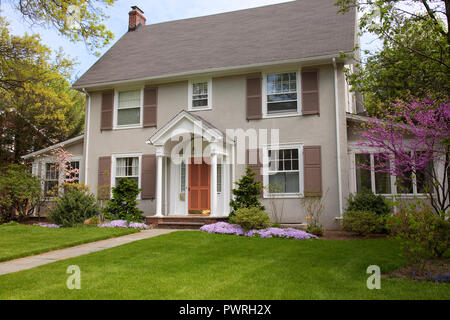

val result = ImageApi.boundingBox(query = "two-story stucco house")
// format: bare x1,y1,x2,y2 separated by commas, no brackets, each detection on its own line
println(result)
24,1,365,229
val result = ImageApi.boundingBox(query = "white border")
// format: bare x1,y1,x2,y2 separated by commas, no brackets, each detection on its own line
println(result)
188,78,213,111
262,143,304,198
113,88,144,130
111,153,143,200
262,70,302,119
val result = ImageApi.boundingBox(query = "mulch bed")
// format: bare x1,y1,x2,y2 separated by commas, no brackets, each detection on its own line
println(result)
320,230,388,240
384,259,450,283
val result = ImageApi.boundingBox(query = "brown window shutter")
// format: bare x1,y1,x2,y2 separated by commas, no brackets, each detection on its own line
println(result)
246,149,263,196
101,91,114,130
303,146,322,196
246,74,262,120
98,156,111,200
143,87,158,127
141,154,156,199
301,70,320,115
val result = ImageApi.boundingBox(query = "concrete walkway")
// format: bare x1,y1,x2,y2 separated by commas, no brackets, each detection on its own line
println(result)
0,229,175,275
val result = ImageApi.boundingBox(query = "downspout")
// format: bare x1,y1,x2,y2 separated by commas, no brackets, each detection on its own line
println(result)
332,58,344,217
82,88,91,186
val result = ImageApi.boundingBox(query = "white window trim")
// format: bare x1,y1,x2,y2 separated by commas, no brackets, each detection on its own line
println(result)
188,78,212,111
37,156,84,197
350,150,431,198
113,88,144,130
262,144,304,198
111,153,142,200
262,70,302,119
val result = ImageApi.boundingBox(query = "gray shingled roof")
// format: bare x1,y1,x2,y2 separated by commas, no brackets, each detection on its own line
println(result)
74,0,355,88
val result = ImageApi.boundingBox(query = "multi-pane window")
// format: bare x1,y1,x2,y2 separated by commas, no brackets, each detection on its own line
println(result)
192,82,209,108
355,153,371,193
115,157,139,186
353,152,432,195
268,148,300,194
117,90,141,126
415,152,433,194
374,154,391,194
44,163,59,194
266,72,298,114
217,163,222,193
66,161,80,184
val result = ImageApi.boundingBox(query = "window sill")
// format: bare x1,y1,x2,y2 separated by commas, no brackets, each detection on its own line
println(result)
188,106,212,112
263,112,301,119
264,193,303,199
113,125,143,130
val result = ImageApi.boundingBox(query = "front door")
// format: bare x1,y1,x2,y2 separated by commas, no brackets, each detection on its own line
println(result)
188,158,211,215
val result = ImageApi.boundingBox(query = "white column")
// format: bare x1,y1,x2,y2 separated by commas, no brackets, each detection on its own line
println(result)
155,147,164,217
210,149,218,217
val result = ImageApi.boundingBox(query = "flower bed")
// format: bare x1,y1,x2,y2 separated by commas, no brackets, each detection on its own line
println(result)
200,222,317,240
34,223,60,228
99,220,148,230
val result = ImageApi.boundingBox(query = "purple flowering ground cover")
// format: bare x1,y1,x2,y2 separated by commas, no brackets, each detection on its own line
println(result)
200,222,317,240
99,220,148,230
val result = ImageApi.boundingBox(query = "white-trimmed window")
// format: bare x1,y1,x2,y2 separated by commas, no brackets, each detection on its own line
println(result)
264,145,303,197
263,71,300,117
352,151,433,196
113,156,141,192
66,161,80,184
188,79,212,111
115,89,142,128
44,162,59,194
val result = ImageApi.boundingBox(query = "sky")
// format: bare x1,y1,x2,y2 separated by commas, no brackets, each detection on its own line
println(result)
0,0,380,83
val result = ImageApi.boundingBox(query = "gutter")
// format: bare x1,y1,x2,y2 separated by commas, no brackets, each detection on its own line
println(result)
333,58,344,217
82,88,91,185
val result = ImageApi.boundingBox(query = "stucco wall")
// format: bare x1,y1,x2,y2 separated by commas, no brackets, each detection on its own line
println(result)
85,63,350,229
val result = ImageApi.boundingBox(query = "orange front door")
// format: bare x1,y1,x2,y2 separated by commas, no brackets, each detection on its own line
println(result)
188,158,211,214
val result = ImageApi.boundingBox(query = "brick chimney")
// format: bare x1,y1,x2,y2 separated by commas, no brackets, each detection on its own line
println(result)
128,6,146,31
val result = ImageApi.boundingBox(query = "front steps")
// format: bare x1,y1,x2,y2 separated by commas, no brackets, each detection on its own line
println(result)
146,216,227,229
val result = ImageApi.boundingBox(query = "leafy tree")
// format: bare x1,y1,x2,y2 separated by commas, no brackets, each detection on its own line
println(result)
0,17,85,164
103,178,144,222
0,164,43,223
336,0,449,114
229,167,265,219
3,0,116,53
359,99,449,216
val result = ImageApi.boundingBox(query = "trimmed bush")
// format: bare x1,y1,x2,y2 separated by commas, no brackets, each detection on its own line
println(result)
229,207,271,231
103,178,144,222
49,184,99,227
343,210,385,235
229,167,265,219
346,192,391,216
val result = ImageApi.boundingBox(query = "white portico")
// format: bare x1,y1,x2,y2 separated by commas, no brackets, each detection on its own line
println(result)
147,111,235,218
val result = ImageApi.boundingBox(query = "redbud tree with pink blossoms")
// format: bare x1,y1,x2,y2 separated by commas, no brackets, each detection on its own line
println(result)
358,99,449,217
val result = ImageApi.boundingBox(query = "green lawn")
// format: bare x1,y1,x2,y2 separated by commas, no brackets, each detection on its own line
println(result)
0,231,448,300
0,223,138,262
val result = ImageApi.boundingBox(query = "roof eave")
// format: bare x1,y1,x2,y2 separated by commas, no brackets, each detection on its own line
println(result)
73,53,350,90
